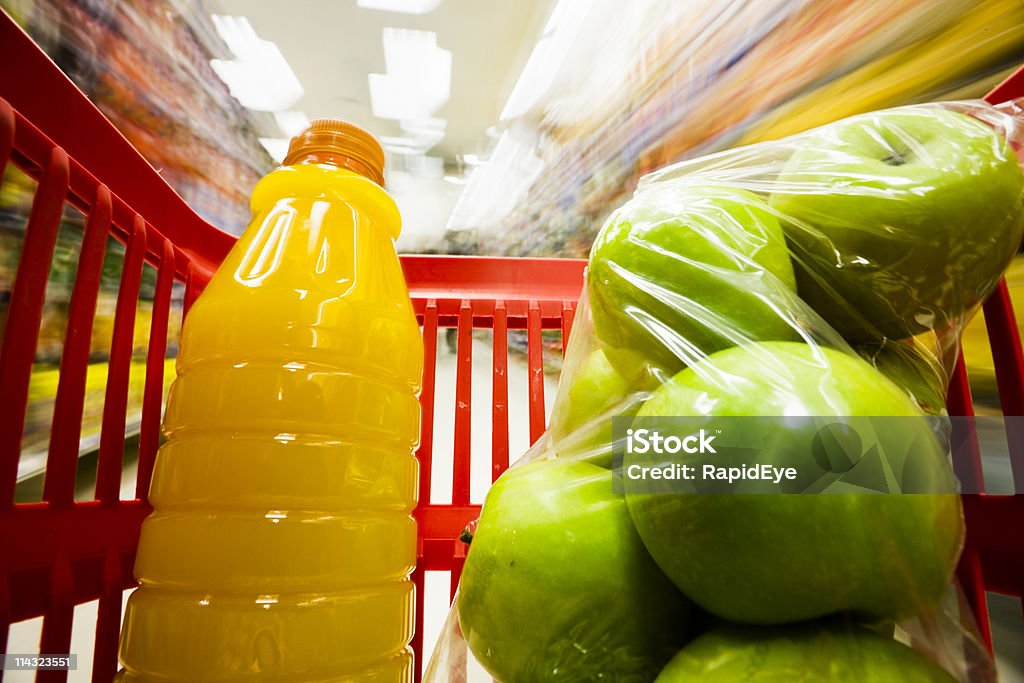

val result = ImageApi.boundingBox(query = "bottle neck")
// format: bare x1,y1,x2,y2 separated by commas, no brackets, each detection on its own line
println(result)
287,151,385,188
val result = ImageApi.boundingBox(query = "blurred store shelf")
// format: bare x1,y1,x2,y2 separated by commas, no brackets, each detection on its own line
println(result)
447,0,1024,257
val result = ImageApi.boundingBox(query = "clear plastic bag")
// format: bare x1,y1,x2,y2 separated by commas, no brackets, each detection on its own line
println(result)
425,101,1024,682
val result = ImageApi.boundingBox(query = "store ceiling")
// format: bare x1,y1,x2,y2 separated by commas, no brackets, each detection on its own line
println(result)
213,0,547,162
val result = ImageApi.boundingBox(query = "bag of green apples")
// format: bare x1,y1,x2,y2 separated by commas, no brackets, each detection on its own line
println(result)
424,101,1024,682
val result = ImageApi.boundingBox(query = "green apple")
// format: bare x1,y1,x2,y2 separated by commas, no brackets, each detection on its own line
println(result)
458,459,692,681
550,347,632,437
548,348,644,467
588,184,800,381
626,341,964,624
770,106,1024,341
655,623,955,682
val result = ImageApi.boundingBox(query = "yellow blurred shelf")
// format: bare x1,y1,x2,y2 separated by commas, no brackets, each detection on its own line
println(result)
17,358,177,481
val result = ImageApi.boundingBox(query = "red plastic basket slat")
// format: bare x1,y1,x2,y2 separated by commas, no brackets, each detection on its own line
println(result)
91,549,123,682
958,545,994,653
4,502,146,622
0,97,12,172
950,357,985,493
94,217,146,504
983,281,1024,418
560,302,576,358
949,352,995,652
44,187,113,507
411,563,427,682
182,262,202,319
417,301,440,507
38,556,74,683
0,144,68,505
491,303,510,481
526,302,546,444
0,576,10,668
135,240,176,502
452,302,474,506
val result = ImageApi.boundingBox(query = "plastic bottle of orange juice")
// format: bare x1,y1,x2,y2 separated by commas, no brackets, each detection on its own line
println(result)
117,121,423,682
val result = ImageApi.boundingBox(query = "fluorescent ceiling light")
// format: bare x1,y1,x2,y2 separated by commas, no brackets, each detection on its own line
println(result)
369,28,451,122
380,136,422,154
500,0,593,121
401,118,446,133
210,15,303,111
357,0,442,14
274,111,311,138
381,119,447,154
259,137,290,163
461,153,484,166
447,127,544,231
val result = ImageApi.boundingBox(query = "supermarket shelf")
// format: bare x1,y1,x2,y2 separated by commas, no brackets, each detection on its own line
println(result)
16,412,142,482
0,0,273,235
17,359,176,483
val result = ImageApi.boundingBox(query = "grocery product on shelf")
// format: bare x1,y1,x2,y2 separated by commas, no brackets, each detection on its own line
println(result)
119,122,423,681
1,0,273,234
19,359,177,484
738,0,1024,143
426,100,1023,682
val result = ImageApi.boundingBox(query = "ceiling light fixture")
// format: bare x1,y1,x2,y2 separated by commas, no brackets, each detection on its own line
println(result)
259,138,290,163
500,0,593,121
369,28,451,136
210,15,303,112
447,127,544,231
274,110,311,138
357,0,443,14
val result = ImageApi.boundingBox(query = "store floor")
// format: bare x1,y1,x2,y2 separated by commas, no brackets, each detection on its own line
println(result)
7,338,1024,681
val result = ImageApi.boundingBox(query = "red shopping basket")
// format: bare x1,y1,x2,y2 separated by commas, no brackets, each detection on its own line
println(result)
0,10,1022,682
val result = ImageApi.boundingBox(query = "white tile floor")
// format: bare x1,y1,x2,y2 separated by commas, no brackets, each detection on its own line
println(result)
7,337,1024,681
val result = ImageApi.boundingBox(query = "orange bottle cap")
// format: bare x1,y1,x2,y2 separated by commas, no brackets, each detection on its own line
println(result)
283,119,386,187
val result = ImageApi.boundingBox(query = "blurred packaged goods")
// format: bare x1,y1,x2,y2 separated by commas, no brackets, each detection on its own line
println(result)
738,0,1024,143
1,0,274,234
19,359,177,483
449,0,1024,257
0,0,263,470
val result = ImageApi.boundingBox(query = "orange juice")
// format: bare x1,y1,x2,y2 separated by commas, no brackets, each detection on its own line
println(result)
117,121,423,682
